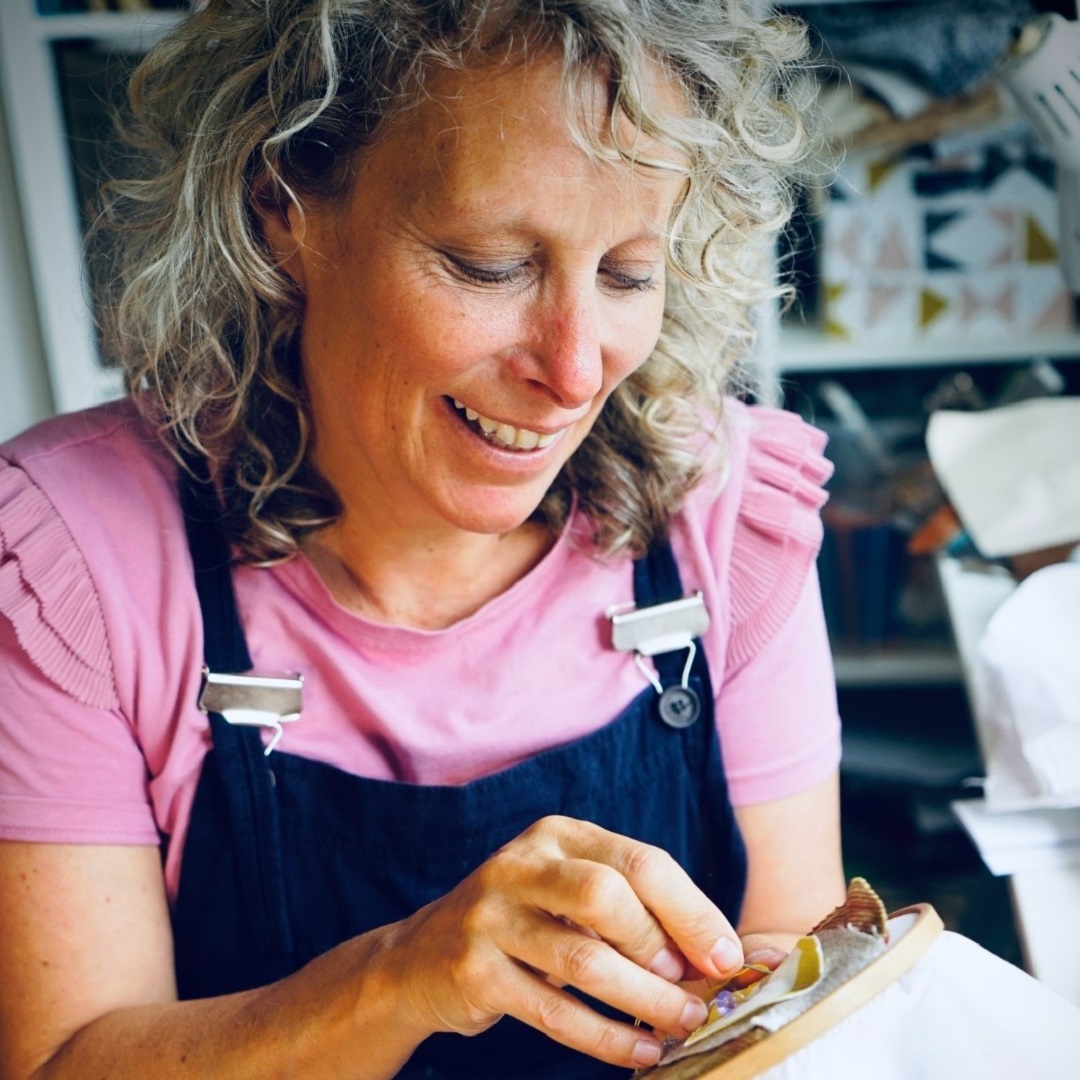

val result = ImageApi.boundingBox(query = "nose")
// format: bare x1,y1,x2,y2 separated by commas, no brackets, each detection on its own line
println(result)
526,285,604,409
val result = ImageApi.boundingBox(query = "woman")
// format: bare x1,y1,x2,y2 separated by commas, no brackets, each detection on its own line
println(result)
0,1,846,1077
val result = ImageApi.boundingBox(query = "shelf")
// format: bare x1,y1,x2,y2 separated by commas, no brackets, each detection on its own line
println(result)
779,326,1080,373
30,10,184,45
832,645,962,688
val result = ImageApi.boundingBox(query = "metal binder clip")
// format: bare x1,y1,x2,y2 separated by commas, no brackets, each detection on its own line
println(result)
198,668,304,754
607,593,709,729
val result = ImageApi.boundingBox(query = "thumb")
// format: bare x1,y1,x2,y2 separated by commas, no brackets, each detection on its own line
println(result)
739,934,789,971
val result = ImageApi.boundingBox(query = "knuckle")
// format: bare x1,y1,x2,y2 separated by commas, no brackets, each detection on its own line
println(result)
557,934,605,987
575,865,624,921
624,922,661,961
652,985,687,1029
617,841,673,883
446,941,498,995
535,991,581,1037
591,1020,630,1063
460,995,499,1030
457,895,495,941
527,814,572,844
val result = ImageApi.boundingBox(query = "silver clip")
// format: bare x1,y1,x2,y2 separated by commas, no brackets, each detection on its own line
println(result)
198,668,304,755
608,594,708,728
607,592,709,657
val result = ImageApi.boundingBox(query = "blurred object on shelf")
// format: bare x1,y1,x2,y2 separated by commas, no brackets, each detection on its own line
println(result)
907,504,963,558
926,396,1080,561
905,361,1072,576
37,0,187,11
817,379,893,474
841,84,1009,159
779,4,1080,346
997,12,1080,292
994,356,1067,405
815,383,949,649
809,356,1078,653
922,370,986,413
794,0,1035,98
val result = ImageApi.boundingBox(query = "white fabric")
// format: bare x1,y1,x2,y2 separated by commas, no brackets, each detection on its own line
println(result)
925,398,1080,559
975,563,1080,809
760,932,1080,1079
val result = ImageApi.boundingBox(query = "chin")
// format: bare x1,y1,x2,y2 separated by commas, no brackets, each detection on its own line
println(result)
440,489,549,537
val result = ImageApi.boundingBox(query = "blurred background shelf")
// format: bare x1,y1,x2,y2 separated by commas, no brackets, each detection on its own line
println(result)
780,326,1080,372
832,644,962,687
28,10,183,43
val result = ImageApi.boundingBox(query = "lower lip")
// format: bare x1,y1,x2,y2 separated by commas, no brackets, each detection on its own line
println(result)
442,397,565,465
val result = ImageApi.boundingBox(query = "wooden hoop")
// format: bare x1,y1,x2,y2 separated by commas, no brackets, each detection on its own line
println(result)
647,903,944,1080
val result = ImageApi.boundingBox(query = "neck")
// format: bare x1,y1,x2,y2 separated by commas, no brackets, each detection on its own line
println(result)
304,517,555,630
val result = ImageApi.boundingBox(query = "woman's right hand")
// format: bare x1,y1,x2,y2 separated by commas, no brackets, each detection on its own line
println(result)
375,815,745,1070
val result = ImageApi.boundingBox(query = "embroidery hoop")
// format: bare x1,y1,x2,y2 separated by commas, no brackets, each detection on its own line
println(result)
640,902,944,1080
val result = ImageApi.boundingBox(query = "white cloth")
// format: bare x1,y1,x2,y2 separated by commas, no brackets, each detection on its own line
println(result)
760,932,1080,1079
925,398,1080,559
975,563,1080,809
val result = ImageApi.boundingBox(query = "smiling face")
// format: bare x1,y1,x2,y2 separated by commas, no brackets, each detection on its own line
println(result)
266,51,687,546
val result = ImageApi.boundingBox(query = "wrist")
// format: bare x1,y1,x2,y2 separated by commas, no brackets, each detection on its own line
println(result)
260,922,434,1080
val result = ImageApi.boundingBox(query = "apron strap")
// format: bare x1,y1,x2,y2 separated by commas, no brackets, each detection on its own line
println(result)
178,455,253,673
178,458,295,959
632,537,683,608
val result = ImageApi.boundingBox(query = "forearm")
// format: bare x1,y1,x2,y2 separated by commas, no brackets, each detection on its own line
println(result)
29,929,427,1080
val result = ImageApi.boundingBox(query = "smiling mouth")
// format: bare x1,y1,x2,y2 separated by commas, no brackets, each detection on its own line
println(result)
451,398,560,451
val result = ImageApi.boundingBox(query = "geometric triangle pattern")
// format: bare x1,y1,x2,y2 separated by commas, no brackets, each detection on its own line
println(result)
961,282,1014,322
920,288,949,328
868,284,906,326
868,157,903,193
1025,215,1059,264
818,130,1076,343
1032,287,1075,333
924,211,965,271
877,225,912,271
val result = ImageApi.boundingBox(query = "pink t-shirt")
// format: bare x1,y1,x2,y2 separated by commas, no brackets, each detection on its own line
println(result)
0,397,840,904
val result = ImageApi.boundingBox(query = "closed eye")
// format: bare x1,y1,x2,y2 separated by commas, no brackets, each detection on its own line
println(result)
600,268,659,293
443,252,660,294
443,253,531,287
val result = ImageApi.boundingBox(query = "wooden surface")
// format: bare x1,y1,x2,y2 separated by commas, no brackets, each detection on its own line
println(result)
641,903,944,1080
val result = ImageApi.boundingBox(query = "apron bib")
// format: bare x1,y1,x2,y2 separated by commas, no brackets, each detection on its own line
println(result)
172,466,746,1079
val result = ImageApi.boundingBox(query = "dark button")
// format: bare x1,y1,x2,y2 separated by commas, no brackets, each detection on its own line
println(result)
658,685,700,728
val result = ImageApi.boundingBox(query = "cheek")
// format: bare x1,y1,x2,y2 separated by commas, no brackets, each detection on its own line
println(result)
610,298,666,382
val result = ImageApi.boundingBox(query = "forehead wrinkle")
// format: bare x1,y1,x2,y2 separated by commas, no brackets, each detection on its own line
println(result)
377,55,684,251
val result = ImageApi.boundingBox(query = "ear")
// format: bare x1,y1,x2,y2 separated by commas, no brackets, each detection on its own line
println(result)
252,185,309,291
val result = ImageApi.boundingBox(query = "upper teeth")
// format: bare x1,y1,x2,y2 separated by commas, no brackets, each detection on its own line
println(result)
452,399,557,450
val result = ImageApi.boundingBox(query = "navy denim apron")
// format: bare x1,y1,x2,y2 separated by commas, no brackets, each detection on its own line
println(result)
172,465,746,1079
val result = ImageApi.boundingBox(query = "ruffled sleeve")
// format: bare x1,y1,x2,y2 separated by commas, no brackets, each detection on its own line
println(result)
727,407,833,671
0,460,119,710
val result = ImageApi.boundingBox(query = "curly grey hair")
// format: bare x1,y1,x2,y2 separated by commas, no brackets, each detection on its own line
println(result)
95,0,813,563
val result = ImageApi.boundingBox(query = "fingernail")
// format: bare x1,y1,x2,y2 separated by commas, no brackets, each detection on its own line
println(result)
680,998,708,1033
745,947,787,969
711,937,743,974
648,946,685,982
632,1038,662,1067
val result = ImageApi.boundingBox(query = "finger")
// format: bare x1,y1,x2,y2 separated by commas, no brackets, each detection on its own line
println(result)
511,910,709,1039
502,962,668,1071
528,857,681,980
552,819,743,981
